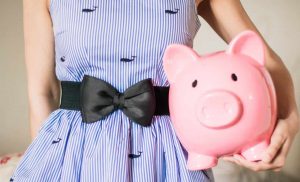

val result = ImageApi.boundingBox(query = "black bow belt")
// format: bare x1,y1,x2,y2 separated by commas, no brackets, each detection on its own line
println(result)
59,74,170,126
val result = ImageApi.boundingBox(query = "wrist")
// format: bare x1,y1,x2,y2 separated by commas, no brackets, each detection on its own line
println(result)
286,108,300,135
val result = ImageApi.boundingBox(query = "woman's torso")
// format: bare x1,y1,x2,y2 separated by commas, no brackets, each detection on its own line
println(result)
49,0,201,92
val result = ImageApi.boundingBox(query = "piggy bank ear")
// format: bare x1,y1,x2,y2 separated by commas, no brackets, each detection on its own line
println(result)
163,44,199,84
227,30,265,66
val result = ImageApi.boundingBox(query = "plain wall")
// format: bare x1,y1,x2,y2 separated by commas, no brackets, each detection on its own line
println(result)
0,0,299,181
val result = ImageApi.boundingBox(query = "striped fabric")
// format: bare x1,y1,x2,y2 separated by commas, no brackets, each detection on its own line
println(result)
10,0,214,181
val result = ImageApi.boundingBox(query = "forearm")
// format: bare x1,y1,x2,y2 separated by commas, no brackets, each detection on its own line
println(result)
197,0,260,44
265,50,299,129
28,91,60,141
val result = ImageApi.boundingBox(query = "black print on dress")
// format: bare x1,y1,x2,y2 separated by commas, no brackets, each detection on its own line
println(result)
120,56,136,62
60,56,66,62
165,8,179,14
9,177,14,181
82,6,98,12
128,151,142,159
52,138,62,144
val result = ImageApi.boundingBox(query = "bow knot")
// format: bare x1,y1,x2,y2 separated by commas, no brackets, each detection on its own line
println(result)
80,75,156,126
113,92,125,109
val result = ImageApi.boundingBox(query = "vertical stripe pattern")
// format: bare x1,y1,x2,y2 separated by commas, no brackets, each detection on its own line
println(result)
10,0,215,181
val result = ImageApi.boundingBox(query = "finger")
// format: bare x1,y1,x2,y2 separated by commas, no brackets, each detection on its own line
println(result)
223,137,290,171
222,156,237,163
221,156,233,161
262,127,287,163
272,167,282,172
278,138,292,159
221,156,242,166
268,139,291,168
233,154,274,171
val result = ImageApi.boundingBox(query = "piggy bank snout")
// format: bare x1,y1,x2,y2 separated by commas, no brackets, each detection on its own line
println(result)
196,91,243,128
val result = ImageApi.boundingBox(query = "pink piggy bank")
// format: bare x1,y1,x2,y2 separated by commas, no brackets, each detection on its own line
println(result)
162,31,277,170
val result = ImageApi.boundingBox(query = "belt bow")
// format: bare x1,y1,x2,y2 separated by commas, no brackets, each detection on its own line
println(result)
80,75,156,126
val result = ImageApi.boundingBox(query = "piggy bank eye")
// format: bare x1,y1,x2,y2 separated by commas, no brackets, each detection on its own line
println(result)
231,73,238,81
192,79,197,87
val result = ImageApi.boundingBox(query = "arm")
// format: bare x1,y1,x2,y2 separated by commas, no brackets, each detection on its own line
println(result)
23,0,60,141
197,0,300,172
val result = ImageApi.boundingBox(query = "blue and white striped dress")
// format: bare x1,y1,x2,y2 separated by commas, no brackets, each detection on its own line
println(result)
10,0,214,181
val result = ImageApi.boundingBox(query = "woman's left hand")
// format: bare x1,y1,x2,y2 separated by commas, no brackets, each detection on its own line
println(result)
221,112,300,172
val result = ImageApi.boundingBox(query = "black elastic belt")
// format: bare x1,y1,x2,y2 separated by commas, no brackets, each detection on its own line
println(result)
59,75,170,125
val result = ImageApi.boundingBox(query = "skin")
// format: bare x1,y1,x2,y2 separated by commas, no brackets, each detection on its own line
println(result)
23,0,299,174
23,0,60,140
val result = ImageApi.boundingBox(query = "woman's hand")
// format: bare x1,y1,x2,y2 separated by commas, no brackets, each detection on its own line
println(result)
222,112,300,172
